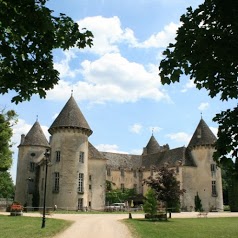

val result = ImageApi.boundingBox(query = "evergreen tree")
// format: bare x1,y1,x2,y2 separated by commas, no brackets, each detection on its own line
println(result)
194,192,203,212
143,189,157,217
0,110,17,171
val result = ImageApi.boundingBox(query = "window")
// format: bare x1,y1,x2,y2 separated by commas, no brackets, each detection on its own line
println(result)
29,162,35,172
53,172,60,192
79,151,84,163
211,164,216,176
121,183,125,192
89,184,92,190
212,181,217,197
56,151,61,162
78,173,84,193
133,170,137,178
120,168,124,177
89,175,92,181
78,198,83,210
107,168,111,176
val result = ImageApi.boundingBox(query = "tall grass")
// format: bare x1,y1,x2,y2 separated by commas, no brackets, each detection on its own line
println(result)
125,217,238,238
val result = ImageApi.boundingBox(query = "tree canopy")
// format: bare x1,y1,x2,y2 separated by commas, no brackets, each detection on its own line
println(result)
0,171,15,198
0,110,17,171
0,0,93,103
143,166,185,213
159,0,238,165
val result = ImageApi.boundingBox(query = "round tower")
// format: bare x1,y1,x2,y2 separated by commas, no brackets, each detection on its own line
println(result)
15,121,49,207
183,118,223,211
47,96,92,210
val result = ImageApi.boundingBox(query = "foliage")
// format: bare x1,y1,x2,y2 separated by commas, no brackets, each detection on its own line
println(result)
0,110,17,171
125,217,238,238
159,0,238,165
0,0,93,103
0,171,15,198
143,166,185,213
194,192,203,212
106,188,136,205
143,189,158,216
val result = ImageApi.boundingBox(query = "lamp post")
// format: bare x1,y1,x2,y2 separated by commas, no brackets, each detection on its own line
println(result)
41,149,50,229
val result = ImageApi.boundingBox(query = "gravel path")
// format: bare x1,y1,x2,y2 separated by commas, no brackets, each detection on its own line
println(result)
52,214,136,238
1,211,238,238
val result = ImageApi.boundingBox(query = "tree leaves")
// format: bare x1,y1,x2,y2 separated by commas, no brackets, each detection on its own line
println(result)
159,0,238,164
0,0,94,103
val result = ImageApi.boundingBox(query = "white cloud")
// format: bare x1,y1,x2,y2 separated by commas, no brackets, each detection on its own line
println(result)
78,16,137,55
181,79,196,92
47,53,170,103
54,50,79,78
166,132,191,145
135,22,181,48
130,123,142,134
95,144,127,154
198,102,209,111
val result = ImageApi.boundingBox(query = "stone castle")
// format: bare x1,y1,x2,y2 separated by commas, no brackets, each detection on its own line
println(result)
15,96,223,211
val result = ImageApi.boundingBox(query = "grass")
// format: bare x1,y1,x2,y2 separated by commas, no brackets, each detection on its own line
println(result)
0,215,72,238
125,217,238,238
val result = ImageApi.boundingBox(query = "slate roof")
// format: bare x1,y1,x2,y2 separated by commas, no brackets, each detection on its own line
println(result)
20,121,49,147
48,96,92,135
88,142,105,160
143,135,161,155
188,118,217,148
101,152,142,170
142,146,196,169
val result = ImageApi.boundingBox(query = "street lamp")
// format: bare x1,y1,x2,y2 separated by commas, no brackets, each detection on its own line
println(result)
41,149,50,229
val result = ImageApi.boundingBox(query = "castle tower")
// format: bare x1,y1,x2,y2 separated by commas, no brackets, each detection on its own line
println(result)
15,121,49,206
47,96,92,210
182,118,223,211
142,135,160,155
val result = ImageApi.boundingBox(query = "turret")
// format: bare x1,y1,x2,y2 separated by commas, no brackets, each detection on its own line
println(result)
15,121,49,207
47,96,92,210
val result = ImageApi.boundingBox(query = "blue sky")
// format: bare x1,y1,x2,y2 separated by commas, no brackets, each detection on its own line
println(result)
1,0,236,183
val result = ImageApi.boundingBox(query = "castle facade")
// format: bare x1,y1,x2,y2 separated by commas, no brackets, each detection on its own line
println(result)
15,96,223,212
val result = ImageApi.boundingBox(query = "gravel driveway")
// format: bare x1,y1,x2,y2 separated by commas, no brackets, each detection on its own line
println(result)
52,213,140,238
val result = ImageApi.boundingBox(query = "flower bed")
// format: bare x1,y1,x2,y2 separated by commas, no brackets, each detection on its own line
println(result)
10,203,23,216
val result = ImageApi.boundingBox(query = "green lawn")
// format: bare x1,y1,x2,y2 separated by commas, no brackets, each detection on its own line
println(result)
125,217,238,238
0,215,72,238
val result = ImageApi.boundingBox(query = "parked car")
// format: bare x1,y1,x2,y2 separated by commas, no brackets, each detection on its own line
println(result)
105,203,125,211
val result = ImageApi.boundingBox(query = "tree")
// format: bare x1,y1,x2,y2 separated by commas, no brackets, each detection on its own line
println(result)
194,192,203,212
143,166,185,217
0,0,93,103
159,0,238,167
159,0,238,211
143,189,157,217
0,171,15,198
0,110,17,171
106,188,136,205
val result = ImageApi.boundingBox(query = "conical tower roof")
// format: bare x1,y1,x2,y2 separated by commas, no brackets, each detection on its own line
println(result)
188,118,217,148
20,121,49,147
48,96,92,136
143,135,160,155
